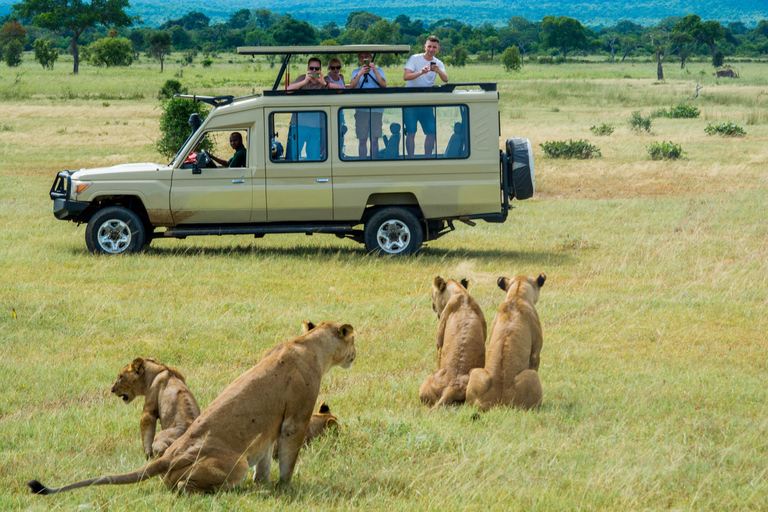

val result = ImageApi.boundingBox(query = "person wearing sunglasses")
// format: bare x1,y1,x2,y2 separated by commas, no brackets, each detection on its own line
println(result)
325,57,345,89
288,57,344,92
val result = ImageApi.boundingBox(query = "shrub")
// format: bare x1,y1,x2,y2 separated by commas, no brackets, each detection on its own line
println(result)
501,46,521,71
629,110,652,132
590,123,614,136
704,122,746,137
84,37,134,67
648,141,683,160
156,98,212,159
656,105,700,118
158,79,187,100
537,56,554,64
3,39,23,67
202,57,213,68
33,38,59,69
476,51,491,63
540,139,601,159
713,50,724,68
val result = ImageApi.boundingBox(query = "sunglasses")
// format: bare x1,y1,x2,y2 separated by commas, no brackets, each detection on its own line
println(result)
308,66,321,71
329,66,341,70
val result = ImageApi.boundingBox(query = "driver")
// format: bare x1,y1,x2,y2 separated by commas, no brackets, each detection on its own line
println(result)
207,132,246,167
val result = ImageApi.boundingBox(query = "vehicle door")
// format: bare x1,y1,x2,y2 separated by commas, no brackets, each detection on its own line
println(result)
170,129,254,224
265,109,333,222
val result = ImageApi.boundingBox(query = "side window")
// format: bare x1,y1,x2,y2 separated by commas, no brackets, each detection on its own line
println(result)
339,105,468,161
269,111,327,162
182,129,248,169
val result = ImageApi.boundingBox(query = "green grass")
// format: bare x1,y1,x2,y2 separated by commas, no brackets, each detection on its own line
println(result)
1,55,768,511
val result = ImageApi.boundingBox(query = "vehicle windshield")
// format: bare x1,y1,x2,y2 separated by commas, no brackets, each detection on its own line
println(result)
170,123,208,167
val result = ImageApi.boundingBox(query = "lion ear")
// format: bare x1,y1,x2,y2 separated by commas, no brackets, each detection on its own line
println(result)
338,324,354,342
326,418,340,429
433,276,446,292
302,320,315,333
497,276,512,292
318,401,330,414
537,274,547,288
130,358,145,375
460,278,470,290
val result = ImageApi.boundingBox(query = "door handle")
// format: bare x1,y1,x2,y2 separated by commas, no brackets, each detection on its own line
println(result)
316,178,329,183
232,179,245,184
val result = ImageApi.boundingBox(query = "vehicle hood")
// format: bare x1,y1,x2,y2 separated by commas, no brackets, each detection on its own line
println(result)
71,162,171,180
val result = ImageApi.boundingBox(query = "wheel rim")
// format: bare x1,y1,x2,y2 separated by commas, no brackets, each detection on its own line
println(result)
97,219,132,254
376,219,411,254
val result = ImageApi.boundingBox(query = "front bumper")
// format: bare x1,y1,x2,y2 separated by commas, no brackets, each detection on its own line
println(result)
50,171,90,221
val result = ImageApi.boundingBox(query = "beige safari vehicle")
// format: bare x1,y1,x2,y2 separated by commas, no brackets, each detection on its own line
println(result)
50,45,534,256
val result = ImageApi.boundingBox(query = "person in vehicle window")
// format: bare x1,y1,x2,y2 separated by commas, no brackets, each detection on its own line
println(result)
208,132,247,167
325,57,345,89
286,58,341,160
350,52,386,159
403,36,449,158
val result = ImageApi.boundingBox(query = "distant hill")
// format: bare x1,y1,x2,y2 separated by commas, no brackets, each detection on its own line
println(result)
3,0,766,28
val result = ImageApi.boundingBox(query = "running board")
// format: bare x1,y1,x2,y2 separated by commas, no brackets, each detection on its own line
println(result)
163,225,356,237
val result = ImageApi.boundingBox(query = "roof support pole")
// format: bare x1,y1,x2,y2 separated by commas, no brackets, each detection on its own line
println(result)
273,54,292,91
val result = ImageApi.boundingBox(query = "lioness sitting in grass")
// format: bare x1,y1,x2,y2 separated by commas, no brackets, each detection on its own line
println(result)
274,400,339,459
466,274,546,411
28,321,356,495
111,357,200,459
419,277,486,407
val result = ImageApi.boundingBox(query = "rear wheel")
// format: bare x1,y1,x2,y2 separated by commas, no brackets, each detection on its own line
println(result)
364,207,423,256
85,206,146,255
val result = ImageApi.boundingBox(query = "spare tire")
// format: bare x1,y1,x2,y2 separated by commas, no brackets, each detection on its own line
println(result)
505,137,535,200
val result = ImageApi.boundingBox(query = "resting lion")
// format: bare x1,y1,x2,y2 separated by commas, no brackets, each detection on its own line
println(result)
111,357,200,459
419,277,486,407
466,274,546,411
28,321,356,495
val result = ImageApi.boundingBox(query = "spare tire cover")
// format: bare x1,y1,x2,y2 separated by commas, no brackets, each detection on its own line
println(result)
506,137,535,200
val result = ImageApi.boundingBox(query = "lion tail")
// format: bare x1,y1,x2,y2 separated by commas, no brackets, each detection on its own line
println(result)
27,456,170,495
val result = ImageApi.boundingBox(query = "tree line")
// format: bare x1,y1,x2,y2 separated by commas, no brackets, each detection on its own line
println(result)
2,2,768,77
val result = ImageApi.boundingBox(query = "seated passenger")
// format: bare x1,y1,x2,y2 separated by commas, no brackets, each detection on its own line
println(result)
325,57,345,89
208,132,246,167
381,123,401,159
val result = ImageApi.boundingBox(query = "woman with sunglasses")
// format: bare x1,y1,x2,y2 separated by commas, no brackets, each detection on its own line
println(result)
287,57,344,91
325,58,346,89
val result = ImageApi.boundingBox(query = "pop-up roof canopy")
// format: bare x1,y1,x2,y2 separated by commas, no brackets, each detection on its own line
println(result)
237,44,411,90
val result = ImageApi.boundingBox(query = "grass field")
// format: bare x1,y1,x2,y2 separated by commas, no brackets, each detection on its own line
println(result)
1,54,767,511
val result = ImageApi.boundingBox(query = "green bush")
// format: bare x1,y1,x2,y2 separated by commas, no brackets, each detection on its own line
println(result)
84,37,134,67
629,110,652,132
704,121,746,137
648,141,683,160
540,139,601,159
590,123,614,136
656,104,700,118
156,98,212,159
158,79,187,100
202,57,213,68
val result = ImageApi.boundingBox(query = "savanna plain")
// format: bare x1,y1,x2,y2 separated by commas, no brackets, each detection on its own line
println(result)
1,54,767,511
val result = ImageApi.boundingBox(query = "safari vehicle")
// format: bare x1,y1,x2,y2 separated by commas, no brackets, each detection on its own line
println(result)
49,45,534,256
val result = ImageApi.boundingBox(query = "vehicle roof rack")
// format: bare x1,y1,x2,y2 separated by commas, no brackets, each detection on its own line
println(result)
174,94,235,107
237,45,411,91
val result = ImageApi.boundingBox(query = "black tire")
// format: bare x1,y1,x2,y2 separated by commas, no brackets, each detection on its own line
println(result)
363,207,424,256
85,206,146,255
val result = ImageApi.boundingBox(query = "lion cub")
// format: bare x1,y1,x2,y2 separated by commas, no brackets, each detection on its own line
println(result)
466,274,546,411
111,357,201,459
419,277,486,407
273,400,340,458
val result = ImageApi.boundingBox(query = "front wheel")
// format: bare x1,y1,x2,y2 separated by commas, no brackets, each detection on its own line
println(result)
85,206,146,255
363,207,424,256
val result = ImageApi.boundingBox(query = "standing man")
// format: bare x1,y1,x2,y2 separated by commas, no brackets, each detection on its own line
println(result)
208,132,247,167
350,52,386,159
286,57,343,160
403,36,449,158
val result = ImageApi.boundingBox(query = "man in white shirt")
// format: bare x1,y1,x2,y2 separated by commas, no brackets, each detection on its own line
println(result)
403,36,449,157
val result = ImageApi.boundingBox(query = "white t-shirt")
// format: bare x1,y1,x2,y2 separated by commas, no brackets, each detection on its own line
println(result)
404,54,445,88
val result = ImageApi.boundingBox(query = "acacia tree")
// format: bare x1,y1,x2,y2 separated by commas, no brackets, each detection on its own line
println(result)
13,0,136,74
647,26,690,80
146,30,171,72
674,15,725,61
541,16,587,58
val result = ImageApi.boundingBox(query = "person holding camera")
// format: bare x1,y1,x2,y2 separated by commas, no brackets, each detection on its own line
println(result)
350,52,387,159
288,57,344,91
403,36,448,157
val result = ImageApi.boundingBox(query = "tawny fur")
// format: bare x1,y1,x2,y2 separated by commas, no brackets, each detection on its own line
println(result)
419,277,486,407
273,400,339,458
111,357,201,459
28,321,356,495
466,274,546,412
